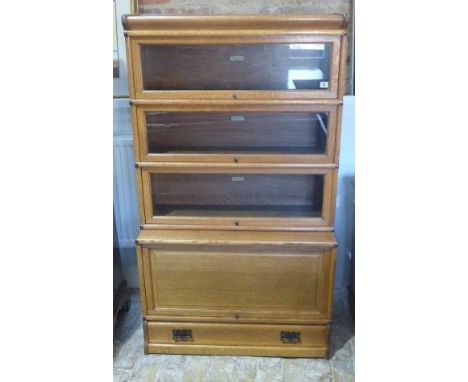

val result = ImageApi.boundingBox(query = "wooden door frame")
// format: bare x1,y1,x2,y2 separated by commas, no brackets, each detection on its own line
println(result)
126,35,342,101
134,102,340,164
137,163,337,231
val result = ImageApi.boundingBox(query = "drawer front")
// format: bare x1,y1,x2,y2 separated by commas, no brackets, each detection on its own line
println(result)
128,36,342,100
147,322,329,348
140,166,335,229
136,105,338,163
141,245,335,322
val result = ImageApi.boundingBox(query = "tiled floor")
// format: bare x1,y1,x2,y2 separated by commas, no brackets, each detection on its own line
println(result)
114,289,355,382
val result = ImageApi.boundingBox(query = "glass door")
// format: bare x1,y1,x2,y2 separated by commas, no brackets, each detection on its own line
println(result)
141,166,335,229
137,106,338,163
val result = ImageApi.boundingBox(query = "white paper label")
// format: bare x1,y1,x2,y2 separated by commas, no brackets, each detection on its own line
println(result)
229,55,245,62
230,115,245,121
319,81,329,89
231,176,245,182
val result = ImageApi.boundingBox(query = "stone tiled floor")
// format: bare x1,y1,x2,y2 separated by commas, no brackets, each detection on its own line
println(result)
114,289,355,382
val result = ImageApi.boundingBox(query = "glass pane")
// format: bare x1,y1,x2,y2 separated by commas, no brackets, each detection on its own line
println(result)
141,44,331,91
150,174,324,218
146,112,328,155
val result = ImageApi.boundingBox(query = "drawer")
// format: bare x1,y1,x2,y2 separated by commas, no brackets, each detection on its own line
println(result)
146,321,329,357
135,104,339,164
137,231,336,323
138,164,336,229
123,14,346,101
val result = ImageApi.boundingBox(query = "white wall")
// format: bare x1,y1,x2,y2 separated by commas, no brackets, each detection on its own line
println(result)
334,96,355,288
113,99,139,287
113,0,137,287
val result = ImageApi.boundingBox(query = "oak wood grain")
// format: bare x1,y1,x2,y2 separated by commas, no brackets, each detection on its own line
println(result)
146,321,329,357
123,14,347,34
142,247,333,321
136,229,337,247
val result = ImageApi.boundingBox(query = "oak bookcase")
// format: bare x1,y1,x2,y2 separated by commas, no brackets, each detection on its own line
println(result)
123,13,347,358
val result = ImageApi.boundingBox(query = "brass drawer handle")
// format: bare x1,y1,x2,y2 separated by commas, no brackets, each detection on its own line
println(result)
172,329,193,342
281,331,301,344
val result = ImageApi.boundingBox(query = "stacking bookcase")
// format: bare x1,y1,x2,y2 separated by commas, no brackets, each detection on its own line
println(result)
123,14,347,358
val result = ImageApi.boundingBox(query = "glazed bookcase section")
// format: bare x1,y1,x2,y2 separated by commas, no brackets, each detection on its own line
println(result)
137,164,337,230
135,104,339,163
123,15,347,100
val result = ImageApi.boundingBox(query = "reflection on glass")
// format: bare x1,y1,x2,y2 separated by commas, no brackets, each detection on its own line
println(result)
141,43,332,91
150,174,325,218
287,69,324,90
145,112,328,155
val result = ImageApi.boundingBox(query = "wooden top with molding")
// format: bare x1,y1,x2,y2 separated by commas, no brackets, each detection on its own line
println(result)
122,14,347,36
137,229,337,247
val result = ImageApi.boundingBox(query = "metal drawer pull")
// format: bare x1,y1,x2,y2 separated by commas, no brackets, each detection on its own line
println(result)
172,329,193,342
281,331,301,344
